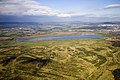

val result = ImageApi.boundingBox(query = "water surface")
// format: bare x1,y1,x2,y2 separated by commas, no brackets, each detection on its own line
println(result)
17,35,104,42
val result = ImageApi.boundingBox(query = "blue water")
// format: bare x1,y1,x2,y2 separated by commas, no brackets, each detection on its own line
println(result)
17,35,104,42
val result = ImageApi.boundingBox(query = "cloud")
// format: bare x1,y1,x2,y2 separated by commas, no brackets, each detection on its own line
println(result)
0,0,90,18
104,4,120,9
0,0,58,16
0,0,119,22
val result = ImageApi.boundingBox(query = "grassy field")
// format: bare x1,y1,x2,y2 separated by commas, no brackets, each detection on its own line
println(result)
0,38,120,80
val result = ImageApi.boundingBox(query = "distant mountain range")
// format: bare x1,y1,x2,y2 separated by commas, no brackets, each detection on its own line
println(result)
101,22,115,24
101,22,120,24
0,22,120,25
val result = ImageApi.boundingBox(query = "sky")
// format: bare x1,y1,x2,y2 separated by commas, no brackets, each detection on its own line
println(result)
0,0,120,22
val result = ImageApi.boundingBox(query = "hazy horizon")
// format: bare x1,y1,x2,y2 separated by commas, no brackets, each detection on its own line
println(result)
0,0,120,22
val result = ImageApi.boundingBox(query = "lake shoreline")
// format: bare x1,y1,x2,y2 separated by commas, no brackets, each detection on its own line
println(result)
17,35,105,42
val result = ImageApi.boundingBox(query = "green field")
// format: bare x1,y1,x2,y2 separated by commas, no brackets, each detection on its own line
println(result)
0,38,120,80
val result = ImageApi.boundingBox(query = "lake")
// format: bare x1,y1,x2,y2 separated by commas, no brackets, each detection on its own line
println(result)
17,35,104,42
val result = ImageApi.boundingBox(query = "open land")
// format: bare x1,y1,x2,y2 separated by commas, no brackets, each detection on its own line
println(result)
0,37,120,80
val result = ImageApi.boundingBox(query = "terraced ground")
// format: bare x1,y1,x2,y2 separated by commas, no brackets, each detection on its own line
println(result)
0,38,120,80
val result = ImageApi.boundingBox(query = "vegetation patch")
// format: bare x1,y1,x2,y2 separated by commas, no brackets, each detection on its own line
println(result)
0,38,120,80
